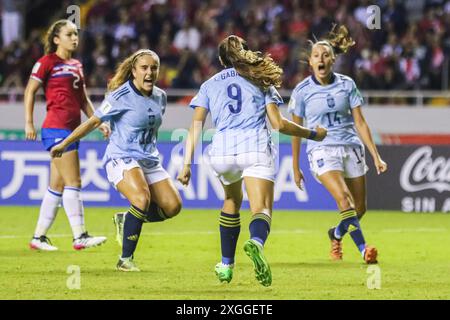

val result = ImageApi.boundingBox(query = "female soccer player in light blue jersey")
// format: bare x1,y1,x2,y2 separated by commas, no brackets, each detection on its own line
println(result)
50,49,182,272
289,26,387,264
177,35,327,286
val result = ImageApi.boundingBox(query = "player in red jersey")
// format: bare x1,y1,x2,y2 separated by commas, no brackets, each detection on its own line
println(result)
24,19,109,251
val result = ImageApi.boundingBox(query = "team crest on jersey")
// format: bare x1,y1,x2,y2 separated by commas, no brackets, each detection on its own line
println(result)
326,94,335,108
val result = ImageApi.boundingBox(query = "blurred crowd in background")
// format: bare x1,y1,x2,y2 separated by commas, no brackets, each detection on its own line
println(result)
1,0,450,91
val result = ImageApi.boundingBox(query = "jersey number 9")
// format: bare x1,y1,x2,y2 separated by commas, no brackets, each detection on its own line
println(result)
227,83,242,114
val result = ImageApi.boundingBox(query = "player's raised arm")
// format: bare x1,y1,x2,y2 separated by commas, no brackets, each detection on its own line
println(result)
266,103,327,141
24,78,41,140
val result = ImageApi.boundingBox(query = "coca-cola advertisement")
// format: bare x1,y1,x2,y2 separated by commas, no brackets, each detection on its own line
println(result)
367,145,450,213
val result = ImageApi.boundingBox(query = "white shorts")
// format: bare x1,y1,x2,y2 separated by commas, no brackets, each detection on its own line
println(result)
307,145,368,181
105,158,170,189
208,151,276,185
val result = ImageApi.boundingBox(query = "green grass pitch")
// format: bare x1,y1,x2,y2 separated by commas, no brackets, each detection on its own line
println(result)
0,206,449,300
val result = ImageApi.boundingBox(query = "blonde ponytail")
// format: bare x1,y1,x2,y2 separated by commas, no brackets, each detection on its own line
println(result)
218,35,283,91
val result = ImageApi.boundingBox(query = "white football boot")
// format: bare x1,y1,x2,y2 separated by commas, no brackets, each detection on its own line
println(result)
29,235,58,251
73,232,107,250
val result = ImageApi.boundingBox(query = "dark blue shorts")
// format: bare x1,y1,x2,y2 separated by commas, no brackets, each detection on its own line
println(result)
41,128,79,152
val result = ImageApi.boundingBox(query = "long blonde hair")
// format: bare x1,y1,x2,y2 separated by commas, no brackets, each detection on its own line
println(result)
107,49,159,92
218,35,283,91
44,19,76,54
304,25,355,62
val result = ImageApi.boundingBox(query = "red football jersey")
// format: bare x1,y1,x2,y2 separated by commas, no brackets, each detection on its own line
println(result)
30,53,85,130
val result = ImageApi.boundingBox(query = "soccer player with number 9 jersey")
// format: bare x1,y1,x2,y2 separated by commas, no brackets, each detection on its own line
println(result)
178,35,326,287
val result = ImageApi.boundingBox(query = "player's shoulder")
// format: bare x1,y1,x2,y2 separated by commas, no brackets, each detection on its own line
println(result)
293,76,313,94
335,73,356,86
35,53,58,67
108,82,132,101
152,85,166,98
69,57,83,67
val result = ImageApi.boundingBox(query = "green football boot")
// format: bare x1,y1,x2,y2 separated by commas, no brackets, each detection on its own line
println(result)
243,239,272,287
215,262,234,283
113,212,125,247
116,256,140,272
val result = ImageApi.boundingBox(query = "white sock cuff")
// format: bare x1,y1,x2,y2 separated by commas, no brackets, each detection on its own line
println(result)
47,188,62,198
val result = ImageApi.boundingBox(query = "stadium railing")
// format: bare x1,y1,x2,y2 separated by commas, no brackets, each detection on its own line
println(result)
0,88,449,107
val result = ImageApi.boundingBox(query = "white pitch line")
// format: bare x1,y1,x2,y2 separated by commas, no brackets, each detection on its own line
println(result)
0,228,447,240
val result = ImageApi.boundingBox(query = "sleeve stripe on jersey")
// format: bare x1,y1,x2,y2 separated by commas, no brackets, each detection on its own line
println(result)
30,75,43,83
297,80,310,91
112,87,129,99
112,88,130,100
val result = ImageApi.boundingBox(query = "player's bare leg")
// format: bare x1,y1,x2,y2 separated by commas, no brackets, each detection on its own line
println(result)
148,178,182,219
345,175,367,220
115,167,152,271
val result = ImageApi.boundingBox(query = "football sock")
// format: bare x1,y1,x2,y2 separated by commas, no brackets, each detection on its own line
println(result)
62,187,86,239
122,205,145,258
249,213,271,246
34,188,62,237
335,208,366,253
219,212,240,265
145,202,169,222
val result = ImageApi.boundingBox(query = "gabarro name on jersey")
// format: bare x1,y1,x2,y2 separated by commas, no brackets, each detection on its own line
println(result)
215,69,238,81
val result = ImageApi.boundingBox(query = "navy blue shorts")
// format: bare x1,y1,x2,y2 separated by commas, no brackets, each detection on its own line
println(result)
41,128,79,152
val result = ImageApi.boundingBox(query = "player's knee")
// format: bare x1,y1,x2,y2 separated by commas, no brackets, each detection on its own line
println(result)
336,191,352,210
131,190,151,211
163,199,182,218
356,206,367,219
224,197,242,212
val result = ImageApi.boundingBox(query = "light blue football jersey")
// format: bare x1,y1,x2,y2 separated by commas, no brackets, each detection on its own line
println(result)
190,68,283,156
94,80,166,167
288,73,364,153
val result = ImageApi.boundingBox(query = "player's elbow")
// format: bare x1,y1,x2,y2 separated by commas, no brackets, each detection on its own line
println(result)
276,119,287,132
270,117,285,132
90,116,103,128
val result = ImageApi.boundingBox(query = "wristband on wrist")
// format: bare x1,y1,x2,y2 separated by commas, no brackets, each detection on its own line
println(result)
308,130,317,140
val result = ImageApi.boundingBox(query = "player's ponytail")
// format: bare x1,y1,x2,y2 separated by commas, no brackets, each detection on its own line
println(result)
304,25,355,61
324,25,355,55
107,49,159,92
218,35,282,91
44,19,73,54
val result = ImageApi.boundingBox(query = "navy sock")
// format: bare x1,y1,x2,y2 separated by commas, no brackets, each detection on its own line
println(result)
219,212,240,265
145,202,169,222
122,205,145,258
249,213,271,246
335,208,366,253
